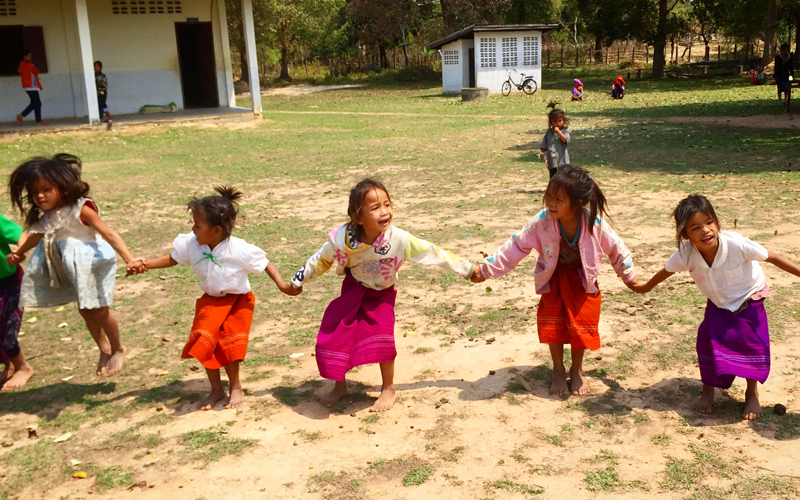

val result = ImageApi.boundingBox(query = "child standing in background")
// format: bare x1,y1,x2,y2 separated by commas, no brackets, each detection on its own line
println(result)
473,166,638,396
539,102,570,179
291,178,475,412
94,61,113,129
7,154,141,378
631,194,800,420
132,186,299,410
0,213,33,390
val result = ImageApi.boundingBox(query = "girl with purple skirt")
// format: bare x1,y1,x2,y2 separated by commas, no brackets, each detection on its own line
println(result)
632,195,800,420
291,179,475,412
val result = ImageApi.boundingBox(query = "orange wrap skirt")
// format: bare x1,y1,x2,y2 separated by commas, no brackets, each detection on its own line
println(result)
182,292,255,369
536,263,601,351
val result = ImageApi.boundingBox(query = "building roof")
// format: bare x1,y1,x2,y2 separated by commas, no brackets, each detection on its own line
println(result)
427,24,559,51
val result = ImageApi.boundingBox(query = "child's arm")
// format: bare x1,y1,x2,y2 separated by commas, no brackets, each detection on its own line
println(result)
265,261,301,296
596,218,637,286
765,251,800,277
126,255,176,277
404,234,475,279
478,216,541,281
290,241,336,289
553,127,568,144
629,268,674,294
6,231,44,265
81,205,138,264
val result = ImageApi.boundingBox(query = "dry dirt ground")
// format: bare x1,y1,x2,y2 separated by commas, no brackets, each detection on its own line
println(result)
1,111,800,500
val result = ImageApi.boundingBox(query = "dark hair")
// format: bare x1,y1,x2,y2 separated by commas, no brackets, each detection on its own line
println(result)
544,164,608,233
780,43,790,51
546,101,568,129
672,194,720,248
187,185,243,239
9,153,90,228
346,178,391,242
94,60,102,69
22,49,32,57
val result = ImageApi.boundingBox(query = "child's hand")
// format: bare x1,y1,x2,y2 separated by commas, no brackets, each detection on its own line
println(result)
471,266,486,284
281,283,302,296
626,279,648,294
125,258,147,277
6,252,25,266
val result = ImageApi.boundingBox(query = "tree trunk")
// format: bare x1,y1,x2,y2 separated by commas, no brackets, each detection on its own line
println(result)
379,42,389,71
516,0,526,23
280,46,291,80
763,0,778,65
239,40,249,83
795,12,800,53
594,35,602,64
704,42,710,61
651,0,668,79
439,0,457,34
401,29,409,66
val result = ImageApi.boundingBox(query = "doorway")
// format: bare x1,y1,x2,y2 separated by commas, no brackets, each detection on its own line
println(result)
175,22,219,108
468,48,476,87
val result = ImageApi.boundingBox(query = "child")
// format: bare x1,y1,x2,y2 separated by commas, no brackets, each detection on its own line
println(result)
291,178,475,412
7,154,140,377
611,76,625,99
539,102,570,179
472,165,638,396
630,194,800,420
15,50,47,126
571,78,584,101
132,186,299,410
94,61,113,129
0,213,33,390
775,43,794,108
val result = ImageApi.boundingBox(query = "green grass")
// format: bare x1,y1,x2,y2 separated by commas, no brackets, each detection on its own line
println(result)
488,478,544,495
584,466,620,492
403,466,435,486
181,430,256,464
92,465,133,493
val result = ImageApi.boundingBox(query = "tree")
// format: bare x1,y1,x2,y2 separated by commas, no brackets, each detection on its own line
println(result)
691,0,723,61
763,0,779,64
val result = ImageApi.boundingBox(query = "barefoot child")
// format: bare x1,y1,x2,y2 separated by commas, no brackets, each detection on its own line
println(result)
290,178,475,412
539,102,570,179
630,194,800,420
133,186,299,410
7,154,140,377
0,213,33,390
472,165,638,396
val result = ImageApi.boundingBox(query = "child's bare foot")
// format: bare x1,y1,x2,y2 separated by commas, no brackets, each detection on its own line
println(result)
550,367,569,396
2,364,34,390
742,386,761,420
16,114,23,124
96,350,111,375
0,363,13,385
197,388,226,410
369,386,396,412
569,368,589,395
225,387,244,409
106,347,126,377
694,385,715,414
321,381,348,408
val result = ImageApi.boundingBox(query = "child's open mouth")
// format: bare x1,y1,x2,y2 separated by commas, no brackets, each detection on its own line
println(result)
701,235,715,244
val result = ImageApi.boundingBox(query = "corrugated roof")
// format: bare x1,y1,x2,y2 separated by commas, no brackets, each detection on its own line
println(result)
427,24,559,51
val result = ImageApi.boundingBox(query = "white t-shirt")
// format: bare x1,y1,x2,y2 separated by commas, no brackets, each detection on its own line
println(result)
665,231,768,312
171,233,268,297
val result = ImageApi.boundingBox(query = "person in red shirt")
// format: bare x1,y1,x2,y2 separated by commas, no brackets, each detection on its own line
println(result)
15,50,47,126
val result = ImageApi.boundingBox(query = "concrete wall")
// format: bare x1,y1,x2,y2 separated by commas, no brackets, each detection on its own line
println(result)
475,31,542,93
1,0,234,120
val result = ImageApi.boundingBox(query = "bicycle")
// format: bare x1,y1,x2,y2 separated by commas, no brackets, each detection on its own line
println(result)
501,70,538,96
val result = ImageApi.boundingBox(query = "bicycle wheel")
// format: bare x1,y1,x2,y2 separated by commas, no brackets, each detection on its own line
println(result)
501,81,512,96
522,78,538,95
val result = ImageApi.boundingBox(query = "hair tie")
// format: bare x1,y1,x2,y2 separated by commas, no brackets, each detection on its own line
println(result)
220,213,224,218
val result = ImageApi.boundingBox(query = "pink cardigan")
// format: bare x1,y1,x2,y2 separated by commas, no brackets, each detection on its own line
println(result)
480,208,636,294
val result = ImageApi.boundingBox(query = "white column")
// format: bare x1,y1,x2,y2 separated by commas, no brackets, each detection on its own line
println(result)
217,0,235,107
241,0,261,115
74,0,99,125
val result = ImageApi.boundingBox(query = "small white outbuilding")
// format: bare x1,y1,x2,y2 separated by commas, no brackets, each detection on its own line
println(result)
428,24,558,95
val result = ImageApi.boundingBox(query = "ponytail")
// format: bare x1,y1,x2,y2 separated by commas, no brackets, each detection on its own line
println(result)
187,185,242,238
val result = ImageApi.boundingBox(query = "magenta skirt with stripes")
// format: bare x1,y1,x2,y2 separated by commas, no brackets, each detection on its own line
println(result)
697,298,770,388
316,270,397,381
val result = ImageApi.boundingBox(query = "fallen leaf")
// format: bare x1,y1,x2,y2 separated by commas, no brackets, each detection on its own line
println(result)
280,237,287,241
54,432,73,443
56,306,65,312
73,471,87,479
148,368,169,376
58,322,68,328
515,374,533,392
60,337,72,342
70,459,82,466
166,397,181,405
26,316,37,323
289,353,304,359
61,375,74,382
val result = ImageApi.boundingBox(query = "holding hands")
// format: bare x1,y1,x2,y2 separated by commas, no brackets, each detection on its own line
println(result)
471,266,486,283
126,257,147,277
6,252,25,266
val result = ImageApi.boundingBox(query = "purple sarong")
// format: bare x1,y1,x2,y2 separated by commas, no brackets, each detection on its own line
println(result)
697,298,770,388
316,270,397,381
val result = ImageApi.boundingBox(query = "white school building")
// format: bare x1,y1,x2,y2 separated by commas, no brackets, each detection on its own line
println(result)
0,0,261,124
428,24,558,95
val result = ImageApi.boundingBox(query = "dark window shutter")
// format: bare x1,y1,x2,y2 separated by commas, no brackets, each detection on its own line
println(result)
0,25,23,76
21,26,47,73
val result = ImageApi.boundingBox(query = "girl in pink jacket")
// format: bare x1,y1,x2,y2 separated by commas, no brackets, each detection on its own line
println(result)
473,165,639,396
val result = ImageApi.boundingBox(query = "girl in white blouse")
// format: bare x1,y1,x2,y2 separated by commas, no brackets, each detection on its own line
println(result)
133,186,298,410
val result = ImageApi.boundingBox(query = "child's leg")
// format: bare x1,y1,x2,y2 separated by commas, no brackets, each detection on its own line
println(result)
80,307,126,376
370,361,396,412
222,361,244,409
548,344,569,396
742,379,762,420
198,367,225,410
321,378,349,408
569,348,588,395
1,351,34,390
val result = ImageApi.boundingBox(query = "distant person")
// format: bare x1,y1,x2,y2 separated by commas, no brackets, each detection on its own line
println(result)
94,61,113,129
540,102,570,179
611,76,625,99
750,63,766,85
775,43,794,108
15,50,47,126
571,78,584,101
